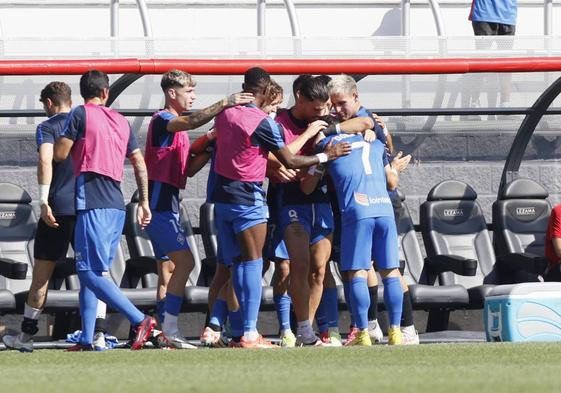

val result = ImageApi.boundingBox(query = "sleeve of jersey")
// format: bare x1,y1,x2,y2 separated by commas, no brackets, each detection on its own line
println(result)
35,123,54,150
126,124,140,156
373,122,386,142
61,106,85,141
314,137,329,154
251,118,286,151
382,150,390,167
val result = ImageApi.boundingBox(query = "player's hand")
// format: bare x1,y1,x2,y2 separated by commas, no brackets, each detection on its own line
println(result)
137,202,152,229
363,129,376,143
304,120,327,138
373,113,386,129
391,151,412,173
40,203,59,228
276,166,299,183
324,140,352,161
226,92,254,107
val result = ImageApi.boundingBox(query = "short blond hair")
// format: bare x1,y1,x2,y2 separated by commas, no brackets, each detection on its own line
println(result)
328,74,357,96
161,69,196,91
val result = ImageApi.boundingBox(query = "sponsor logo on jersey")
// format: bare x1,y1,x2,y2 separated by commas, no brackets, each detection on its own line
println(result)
288,209,299,222
516,207,536,216
443,209,464,217
0,211,16,219
354,192,369,206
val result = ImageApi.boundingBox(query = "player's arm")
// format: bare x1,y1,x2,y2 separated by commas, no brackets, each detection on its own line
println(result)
54,107,81,162
300,133,329,195
550,210,561,259
385,151,411,191
53,137,73,162
187,151,212,178
553,238,561,259
37,142,58,228
128,148,151,229
265,121,327,183
167,92,254,133
322,116,375,137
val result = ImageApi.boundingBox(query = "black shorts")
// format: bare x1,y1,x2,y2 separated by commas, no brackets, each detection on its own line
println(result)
472,21,515,36
33,215,75,261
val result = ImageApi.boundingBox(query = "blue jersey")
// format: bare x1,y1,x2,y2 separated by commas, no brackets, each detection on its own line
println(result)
62,105,139,211
147,111,180,212
470,0,517,26
36,112,75,216
211,114,285,206
355,107,387,146
317,134,393,225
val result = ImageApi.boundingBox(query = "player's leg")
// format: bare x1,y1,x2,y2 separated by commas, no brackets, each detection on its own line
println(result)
226,203,274,348
308,203,334,323
72,209,155,351
146,210,195,348
201,280,229,347
340,218,374,346
272,258,295,347
400,278,419,345
374,216,404,345
3,216,73,352
318,263,341,346
156,259,175,324
366,266,383,343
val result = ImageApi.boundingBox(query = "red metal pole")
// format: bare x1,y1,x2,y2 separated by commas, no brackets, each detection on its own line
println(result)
0,57,561,75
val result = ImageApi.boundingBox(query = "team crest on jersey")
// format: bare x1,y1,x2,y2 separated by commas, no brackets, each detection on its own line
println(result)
354,192,369,206
177,234,185,245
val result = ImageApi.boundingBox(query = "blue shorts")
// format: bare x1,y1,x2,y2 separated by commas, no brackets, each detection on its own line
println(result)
340,216,399,272
278,203,334,245
74,208,124,272
214,203,268,266
146,210,190,261
265,209,289,261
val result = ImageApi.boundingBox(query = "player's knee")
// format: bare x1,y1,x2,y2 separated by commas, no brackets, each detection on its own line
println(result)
379,268,401,278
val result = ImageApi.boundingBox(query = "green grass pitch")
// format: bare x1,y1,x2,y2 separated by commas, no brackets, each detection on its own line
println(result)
1,343,561,393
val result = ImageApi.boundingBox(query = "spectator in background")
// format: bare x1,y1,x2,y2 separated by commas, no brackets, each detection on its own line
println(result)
544,204,561,281
463,0,518,120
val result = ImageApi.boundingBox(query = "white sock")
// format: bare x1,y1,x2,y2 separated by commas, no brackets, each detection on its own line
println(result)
401,325,416,335
24,303,41,320
281,328,293,337
96,301,107,319
368,319,379,329
162,312,178,336
244,331,259,341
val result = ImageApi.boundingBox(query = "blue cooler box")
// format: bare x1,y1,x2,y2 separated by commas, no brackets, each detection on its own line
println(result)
484,282,561,342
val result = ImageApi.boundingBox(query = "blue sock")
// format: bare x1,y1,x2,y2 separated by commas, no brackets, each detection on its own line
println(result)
156,299,166,324
274,294,292,331
78,282,98,345
350,277,370,329
241,258,263,333
229,309,244,338
78,270,144,326
164,293,183,317
209,298,228,328
315,294,328,334
232,262,244,315
382,277,404,327
343,280,355,327
324,287,339,329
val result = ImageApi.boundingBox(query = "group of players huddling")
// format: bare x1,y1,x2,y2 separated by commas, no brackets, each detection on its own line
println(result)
2,66,416,352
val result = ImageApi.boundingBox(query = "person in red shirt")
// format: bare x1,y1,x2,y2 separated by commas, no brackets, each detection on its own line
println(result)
544,204,561,281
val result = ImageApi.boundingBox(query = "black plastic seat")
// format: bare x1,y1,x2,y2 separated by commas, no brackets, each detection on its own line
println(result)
397,191,469,301
492,178,550,282
0,183,36,313
420,180,498,308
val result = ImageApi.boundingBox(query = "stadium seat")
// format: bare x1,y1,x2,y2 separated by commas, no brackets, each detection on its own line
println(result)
492,178,550,282
420,180,497,308
396,189,470,331
0,183,32,313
